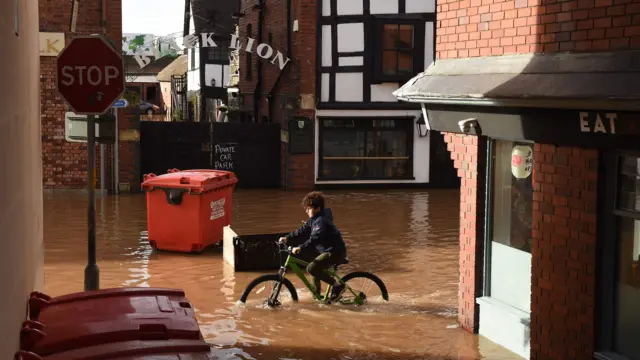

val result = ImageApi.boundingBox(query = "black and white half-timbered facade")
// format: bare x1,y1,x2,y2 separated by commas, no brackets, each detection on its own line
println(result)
314,0,455,187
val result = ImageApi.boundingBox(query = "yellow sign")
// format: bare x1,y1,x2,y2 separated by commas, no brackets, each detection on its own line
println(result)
280,130,289,143
119,129,140,142
39,32,65,56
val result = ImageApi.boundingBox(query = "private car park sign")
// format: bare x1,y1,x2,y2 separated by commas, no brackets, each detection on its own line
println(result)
55,34,125,292
56,35,125,114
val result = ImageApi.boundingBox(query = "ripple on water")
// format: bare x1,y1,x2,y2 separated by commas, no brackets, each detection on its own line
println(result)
43,189,516,360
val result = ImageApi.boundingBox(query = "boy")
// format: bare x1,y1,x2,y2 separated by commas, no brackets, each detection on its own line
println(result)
279,191,348,301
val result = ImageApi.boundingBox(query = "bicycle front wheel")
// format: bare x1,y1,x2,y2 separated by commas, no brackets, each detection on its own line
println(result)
239,274,299,307
340,271,389,305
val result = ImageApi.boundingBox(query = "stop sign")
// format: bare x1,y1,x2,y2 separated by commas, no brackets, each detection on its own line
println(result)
56,35,125,115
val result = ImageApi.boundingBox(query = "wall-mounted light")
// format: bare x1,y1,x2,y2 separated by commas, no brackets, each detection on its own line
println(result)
415,115,428,138
232,12,245,19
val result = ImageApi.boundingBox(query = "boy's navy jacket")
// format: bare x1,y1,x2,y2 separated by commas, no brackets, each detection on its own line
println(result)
285,208,347,255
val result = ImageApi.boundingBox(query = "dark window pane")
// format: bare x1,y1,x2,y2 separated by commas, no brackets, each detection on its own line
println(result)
208,43,229,62
398,51,413,74
614,217,640,358
382,24,398,49
321,159,365,179
372,119,397,128
322,130,366,157
617,156,640,212
398,25,414,48
323,119,356,128
382,51,398,75
363,159,410,178
366,131,407,157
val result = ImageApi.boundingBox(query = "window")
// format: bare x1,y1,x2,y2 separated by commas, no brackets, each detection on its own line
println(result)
190,48,196,70
319,119,413,180
615,217,640,358
146,86,157,102
492,140,534,253
208,41,229,62
245,24,252,81
381,24,414,77
485,140,533,312
373,19,424,84
601,155,640,359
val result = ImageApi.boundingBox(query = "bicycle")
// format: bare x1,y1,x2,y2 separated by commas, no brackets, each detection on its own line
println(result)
239,242,389,307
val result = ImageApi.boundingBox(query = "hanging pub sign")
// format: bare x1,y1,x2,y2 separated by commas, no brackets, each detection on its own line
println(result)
134,33,291,71
511,145,533,179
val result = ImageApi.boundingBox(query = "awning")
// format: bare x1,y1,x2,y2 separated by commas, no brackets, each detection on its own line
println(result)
393,51,640,111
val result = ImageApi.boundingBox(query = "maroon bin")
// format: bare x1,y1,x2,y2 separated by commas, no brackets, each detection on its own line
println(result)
15,339,213,360
18,288,207,358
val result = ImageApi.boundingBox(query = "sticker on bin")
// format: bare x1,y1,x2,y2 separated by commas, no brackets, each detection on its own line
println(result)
210,198,226,220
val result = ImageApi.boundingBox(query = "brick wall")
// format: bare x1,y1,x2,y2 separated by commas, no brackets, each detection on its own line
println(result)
436,0,640,59
238,0,316,190
530,144,597,360
443,133,487,332
40,0,123,189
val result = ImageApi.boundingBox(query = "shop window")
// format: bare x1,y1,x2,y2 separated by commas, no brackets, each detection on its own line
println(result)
373,19,424,84
492,140,534,253
603,155,640,359
614,217,640,358
318,119,413,180
486,140,533,312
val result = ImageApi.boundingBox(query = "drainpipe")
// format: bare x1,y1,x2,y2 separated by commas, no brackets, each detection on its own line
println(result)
101,0,107,34
253,0,265,123
267,0,292,122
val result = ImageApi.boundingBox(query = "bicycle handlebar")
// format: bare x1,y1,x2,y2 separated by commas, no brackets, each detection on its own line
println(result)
276,241,292,253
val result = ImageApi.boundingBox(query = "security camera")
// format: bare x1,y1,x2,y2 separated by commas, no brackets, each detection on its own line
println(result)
458,118,479,134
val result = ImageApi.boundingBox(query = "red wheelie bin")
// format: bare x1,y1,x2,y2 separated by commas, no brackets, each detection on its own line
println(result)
141,169,238,253
16,288,211,359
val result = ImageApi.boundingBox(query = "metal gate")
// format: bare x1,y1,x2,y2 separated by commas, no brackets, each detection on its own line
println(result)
140,121,281,188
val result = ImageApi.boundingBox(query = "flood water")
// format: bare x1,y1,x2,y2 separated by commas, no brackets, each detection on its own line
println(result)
43,189,517,359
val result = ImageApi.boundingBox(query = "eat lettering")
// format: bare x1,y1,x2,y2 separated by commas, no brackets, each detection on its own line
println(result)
579,112,617,134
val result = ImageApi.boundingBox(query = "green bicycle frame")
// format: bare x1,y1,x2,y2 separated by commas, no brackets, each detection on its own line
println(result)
282,253,364,305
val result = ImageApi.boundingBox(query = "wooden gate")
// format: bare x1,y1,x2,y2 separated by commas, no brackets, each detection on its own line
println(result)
140,121,281,188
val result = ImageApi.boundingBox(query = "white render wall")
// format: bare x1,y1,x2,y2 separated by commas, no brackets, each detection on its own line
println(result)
0,1,45,359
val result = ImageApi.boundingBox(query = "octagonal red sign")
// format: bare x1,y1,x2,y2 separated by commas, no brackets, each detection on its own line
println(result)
56,35,125,115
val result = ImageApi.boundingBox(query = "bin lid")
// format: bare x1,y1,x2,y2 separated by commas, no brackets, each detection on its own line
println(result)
23,288,204,356
142,170,237,193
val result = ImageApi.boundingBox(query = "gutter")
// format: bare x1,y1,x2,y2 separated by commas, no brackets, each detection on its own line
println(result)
395,95,640,112
253,0,265,122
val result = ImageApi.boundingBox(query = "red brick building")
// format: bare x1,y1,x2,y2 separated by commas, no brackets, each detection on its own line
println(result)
237,0,317,190
395,0,640,359
40,0,136,190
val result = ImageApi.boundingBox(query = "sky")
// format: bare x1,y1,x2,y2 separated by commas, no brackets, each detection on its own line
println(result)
122,0,186,38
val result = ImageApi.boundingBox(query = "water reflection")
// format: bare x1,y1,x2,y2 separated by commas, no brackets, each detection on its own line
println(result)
43,189,516,359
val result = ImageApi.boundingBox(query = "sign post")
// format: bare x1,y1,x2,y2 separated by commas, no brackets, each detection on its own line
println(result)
55,35,125,291
111,99,128,195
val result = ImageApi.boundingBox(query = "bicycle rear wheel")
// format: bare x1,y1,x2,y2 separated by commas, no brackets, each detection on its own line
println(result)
239,274,299,307
339,271,389,305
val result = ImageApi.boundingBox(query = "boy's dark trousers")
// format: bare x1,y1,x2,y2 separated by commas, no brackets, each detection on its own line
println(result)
306,251,346,294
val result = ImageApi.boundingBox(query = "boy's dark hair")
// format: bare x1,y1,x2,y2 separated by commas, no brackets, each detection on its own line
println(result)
301,191,325,210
